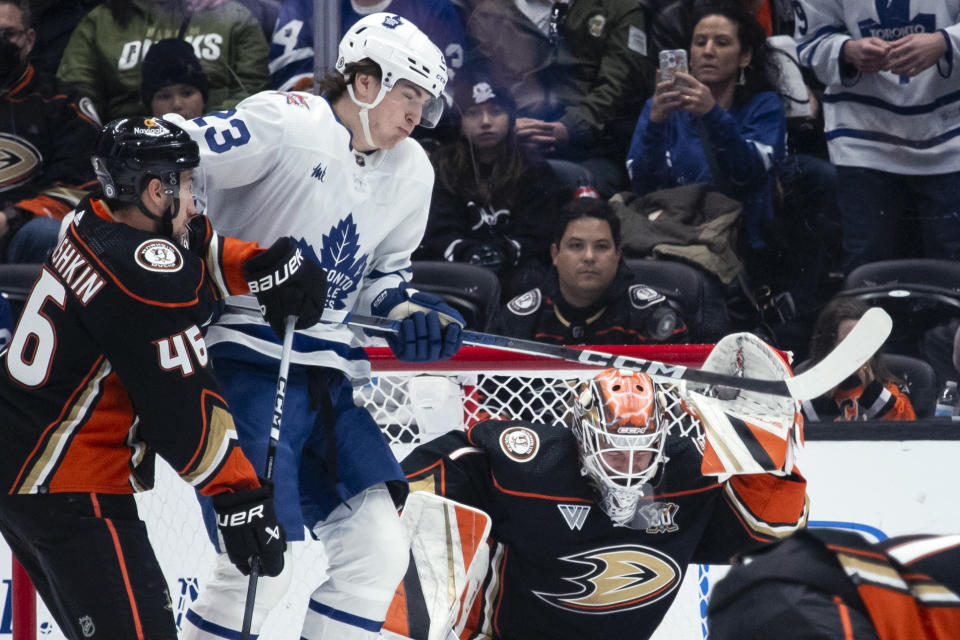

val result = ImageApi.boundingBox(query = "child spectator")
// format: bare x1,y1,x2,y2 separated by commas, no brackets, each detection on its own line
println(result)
802,296,916,422
141,37,209,119
57,0,269,122
415,73,566,299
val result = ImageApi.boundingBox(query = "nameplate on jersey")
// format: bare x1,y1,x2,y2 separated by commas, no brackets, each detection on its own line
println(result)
499,426,540,462
629,284,664,310
507,288,541,316
557,504,591,531
135,239,183,273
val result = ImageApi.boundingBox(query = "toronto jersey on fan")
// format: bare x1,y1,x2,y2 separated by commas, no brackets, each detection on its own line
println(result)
401,420,808,639
166,90,435,379
0,198,261,496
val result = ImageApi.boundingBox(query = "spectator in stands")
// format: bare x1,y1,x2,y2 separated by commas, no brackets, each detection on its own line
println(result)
0,0,100,264
795,1,960,274
491,196,687,345
141,37,210,120
57,0,269,122
26,0,102,76
415,73,566,299
626,3,785,284
801,296,916,422
463,0,655,196
646,0,795,56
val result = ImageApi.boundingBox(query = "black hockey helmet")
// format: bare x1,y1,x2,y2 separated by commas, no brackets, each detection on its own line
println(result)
92,116,200,204
92,116,200,238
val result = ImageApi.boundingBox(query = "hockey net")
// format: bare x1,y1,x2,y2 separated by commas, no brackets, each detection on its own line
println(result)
9,344,713,640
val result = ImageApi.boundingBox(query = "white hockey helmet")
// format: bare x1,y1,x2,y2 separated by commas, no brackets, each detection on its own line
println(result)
573,368,667,525
337,13,447,129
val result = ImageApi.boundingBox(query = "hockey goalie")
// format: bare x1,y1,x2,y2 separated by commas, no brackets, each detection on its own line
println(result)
384,333,809,640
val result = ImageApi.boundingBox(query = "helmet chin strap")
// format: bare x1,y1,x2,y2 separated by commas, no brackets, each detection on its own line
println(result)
347,83,389,150
136,187,179,239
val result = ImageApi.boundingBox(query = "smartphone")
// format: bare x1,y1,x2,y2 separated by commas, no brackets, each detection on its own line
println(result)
659,49,688,83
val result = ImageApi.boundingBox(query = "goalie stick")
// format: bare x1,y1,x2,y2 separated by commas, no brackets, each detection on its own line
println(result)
241,315,296,640
319,307,892,401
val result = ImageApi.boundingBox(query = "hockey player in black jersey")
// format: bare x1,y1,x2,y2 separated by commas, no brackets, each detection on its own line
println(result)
0,116,326,639
708,527,960,640
399,362,809,639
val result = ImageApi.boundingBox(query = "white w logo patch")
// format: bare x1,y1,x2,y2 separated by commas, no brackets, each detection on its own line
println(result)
558,504,591,530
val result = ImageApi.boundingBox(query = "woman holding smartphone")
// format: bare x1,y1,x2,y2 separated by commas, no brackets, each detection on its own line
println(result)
625,3,785,272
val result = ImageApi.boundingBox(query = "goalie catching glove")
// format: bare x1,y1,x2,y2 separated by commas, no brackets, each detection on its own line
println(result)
371,282,465,362
212,479,287,577
243,237,327,338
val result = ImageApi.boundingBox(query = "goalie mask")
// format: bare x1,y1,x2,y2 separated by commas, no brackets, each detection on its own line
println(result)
92,117,200,238
573,369,667,525
337,12,447,146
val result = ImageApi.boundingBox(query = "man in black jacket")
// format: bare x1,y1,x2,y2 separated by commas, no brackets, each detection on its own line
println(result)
0,0,100,263
491,196,687,345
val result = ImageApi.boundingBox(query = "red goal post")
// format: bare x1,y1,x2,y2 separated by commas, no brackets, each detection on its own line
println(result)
9,343,712,640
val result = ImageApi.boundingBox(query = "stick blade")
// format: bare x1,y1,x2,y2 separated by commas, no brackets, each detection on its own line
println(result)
785,307,893,400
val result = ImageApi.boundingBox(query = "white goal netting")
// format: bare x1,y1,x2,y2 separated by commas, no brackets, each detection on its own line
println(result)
16,345,715,640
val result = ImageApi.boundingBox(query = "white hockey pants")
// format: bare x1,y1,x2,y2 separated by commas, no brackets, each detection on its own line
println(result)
180,483,408,640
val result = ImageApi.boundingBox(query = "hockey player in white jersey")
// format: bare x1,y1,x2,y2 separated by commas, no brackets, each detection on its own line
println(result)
167,13,465,640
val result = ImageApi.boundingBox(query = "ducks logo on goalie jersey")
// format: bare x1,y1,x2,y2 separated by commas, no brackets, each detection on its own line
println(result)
533,543,682,613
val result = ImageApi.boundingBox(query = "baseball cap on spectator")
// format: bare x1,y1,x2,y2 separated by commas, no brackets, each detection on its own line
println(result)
140,38,209,110
452,72,516,117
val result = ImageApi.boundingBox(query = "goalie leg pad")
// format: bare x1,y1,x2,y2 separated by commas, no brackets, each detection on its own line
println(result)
301,484,409,639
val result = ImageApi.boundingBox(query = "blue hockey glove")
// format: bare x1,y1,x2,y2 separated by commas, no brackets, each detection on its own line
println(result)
371,283,465,362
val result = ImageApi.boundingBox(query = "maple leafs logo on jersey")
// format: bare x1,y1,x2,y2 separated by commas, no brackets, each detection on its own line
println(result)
859,1,935,42
319,215,368,309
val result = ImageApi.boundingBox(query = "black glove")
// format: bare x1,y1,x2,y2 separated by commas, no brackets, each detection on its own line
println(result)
212,480,287,577
243,237,327,338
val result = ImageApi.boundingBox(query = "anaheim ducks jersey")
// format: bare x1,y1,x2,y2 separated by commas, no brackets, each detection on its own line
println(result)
0,197,262,497
401,420,808,640
491,264,688,346
709,528,960,640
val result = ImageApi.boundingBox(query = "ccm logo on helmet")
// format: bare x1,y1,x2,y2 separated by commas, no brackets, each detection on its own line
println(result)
217,505,264,527
248,248,303,293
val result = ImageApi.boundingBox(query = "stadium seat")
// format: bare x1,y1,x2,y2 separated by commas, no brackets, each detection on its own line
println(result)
883,354,937,419
838,258,960,357
0,263,41,317
625,257,730,342
412,261,502,332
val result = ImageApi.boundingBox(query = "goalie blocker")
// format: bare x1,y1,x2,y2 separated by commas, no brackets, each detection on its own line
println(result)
387,333,810,640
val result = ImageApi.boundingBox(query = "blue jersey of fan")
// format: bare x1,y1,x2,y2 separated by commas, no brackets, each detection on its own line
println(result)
269,0,465,92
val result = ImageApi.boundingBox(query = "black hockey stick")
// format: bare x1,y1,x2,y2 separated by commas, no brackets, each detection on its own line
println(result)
319,307,892,401
241,315,296,640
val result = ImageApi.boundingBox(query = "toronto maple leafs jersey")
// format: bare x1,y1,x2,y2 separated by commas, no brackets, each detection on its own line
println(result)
795,0,960,173
167,91,434,379
401,420,808,640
